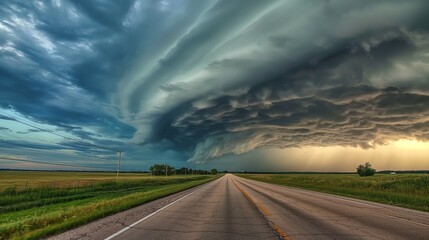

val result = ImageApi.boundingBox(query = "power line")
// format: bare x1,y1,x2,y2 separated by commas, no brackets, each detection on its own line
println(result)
0,156,114,170
0,112,137,172
0,140,116,163
116,150,123,182
0,147,116,165
0,113,119,152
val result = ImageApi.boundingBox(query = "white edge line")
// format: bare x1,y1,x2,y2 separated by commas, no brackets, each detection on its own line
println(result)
236,176,429,227
104,181,213,240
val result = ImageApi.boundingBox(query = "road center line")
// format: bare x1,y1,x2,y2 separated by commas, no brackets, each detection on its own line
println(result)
231,177,289,240
104,180,215,240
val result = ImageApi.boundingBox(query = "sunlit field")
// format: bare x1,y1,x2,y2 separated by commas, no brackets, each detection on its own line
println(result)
237,174,429,212
0,171,218,240
0,171,202,190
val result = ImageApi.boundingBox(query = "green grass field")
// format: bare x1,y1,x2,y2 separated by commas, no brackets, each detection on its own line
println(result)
0,171,218,240
237,173,429,212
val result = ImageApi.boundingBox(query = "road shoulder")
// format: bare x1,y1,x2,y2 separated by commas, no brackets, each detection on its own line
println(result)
46,180,214,240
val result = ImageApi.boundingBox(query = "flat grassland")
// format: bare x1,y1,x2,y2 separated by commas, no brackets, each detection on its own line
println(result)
0,171,217,240
237,173,429,212
0,171,203,190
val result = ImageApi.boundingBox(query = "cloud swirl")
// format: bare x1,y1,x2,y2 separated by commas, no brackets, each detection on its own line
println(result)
1,0,429,164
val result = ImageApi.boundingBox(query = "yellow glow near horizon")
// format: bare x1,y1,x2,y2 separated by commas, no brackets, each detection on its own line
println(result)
390,139,429,150
264,139,429,172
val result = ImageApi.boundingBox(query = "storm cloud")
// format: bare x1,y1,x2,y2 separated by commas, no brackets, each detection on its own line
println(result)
1,0,429,166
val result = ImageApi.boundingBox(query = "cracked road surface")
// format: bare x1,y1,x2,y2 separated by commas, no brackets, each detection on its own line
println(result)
50,174,429,240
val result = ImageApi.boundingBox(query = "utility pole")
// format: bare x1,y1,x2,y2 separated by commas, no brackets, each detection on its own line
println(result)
165,164,168,177
116,150,124,182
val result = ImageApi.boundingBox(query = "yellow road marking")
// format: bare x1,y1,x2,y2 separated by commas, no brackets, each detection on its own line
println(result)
231,178,289,240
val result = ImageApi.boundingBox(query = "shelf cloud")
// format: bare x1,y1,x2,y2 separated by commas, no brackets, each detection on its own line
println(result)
1,0,429,165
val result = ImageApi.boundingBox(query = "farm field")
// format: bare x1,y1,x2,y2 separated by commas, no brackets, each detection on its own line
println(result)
237,173,429,212
0,171,218,240
0,170,202,190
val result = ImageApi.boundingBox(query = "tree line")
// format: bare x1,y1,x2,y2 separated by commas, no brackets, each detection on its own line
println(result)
149,164,217,176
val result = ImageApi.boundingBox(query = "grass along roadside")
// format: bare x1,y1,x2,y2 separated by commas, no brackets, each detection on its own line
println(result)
236,174,429,212
0,174,218,240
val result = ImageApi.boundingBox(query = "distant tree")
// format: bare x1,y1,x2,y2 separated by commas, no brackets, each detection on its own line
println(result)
356,162,376,177
149,164,173,176
210,169,218,175
149,165,212,175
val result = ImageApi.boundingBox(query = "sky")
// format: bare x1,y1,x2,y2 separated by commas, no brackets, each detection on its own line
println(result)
1,0,429,172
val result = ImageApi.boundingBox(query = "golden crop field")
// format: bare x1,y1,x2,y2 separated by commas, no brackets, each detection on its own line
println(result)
0,171,199,190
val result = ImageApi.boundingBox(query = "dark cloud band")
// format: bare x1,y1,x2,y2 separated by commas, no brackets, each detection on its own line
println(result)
1,0,429,165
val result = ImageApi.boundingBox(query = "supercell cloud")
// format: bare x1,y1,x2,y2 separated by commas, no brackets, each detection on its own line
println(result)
1,0,429,165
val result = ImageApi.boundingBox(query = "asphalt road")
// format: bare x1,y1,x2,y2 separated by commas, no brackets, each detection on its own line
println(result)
105,174,278,240
50,174,429,240
232,175,429,240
